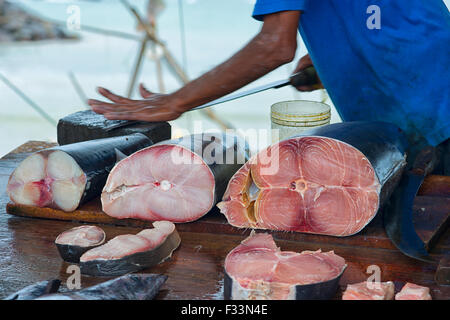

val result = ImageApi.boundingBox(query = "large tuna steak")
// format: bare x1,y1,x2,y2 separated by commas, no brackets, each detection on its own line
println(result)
101,133,249,222
218,122,407,236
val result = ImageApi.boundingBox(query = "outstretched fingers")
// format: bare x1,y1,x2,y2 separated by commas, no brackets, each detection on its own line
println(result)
97,87,135,104
139,83,154,98
88,100,140,114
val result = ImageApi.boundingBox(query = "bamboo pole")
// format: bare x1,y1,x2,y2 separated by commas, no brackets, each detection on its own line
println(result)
49,19,141,41
68,71,89,109
127,34,150,98
0,72,57,126
153,41,166,93
119,0,234,131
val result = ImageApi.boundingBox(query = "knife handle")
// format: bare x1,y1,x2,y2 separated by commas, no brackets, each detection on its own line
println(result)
288,66,320,88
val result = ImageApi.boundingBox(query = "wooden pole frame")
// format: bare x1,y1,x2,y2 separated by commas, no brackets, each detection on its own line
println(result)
119,0,234,131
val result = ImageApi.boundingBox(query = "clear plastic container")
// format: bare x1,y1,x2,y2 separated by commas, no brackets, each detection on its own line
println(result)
271,100,331,143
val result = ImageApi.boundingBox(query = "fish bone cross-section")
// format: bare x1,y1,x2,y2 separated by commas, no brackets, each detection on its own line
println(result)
102,133,249,222
218,122,407,236
7,134,152,212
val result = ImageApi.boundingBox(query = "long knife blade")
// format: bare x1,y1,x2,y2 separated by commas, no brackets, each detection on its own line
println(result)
104,66,318,131
191,78,290,111
194,65,318,110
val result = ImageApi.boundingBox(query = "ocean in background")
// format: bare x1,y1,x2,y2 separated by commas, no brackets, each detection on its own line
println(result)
0,0,336,156
2,0,447,157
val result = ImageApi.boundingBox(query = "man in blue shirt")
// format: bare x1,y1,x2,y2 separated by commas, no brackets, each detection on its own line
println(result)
89,0,449,167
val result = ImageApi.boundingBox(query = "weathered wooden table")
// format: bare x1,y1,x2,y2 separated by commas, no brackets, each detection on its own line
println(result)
0,142,449,300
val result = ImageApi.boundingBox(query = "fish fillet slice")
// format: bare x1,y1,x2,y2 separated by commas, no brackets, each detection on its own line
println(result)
80,234,152,262
55,225,106,263
395,283,432,300
80,221,177,262
79,221,180,277
55,225,105,247
342,281,395,300
225,232,346,300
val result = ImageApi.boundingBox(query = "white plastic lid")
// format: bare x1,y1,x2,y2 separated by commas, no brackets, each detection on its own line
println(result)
271,100,331,124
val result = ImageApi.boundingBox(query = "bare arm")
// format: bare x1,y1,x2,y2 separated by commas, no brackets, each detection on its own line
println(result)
89,10,300,121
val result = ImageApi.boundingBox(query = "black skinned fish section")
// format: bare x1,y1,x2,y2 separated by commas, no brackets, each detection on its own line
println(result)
218,121,407,236
35,274,167,300
224,232,347,300
55,225,106,263
80,221,181,277
4,279,61,300
101,132,249,222
7,133,152,212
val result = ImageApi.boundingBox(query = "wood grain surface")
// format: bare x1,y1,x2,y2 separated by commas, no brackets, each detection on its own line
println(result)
0,142,449,300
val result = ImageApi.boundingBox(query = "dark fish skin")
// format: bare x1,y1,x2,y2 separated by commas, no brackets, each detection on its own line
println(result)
158,133,250,205
4,279,61,300
56,243,100,264
55,226,106,263
35,274,167,300
80,229,181,277
46,133,152,205
293,270,345,300
57,110,171,146
296,121,408,208
224,267,346,300
56,240,106,264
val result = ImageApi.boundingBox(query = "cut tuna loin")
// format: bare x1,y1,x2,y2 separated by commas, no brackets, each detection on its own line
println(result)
55,225,106,263
102,133,249,222
7,134,152,212
218,121,407,236
395,283,432,300
80,221,181,276
224,232,346,300
342,281,395,300
57,109,170,145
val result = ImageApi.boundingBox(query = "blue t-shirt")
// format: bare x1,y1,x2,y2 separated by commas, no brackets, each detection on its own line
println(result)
253,0,450,147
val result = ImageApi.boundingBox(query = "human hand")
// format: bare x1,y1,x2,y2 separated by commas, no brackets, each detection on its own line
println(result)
293,54,323,91
88,84,183,122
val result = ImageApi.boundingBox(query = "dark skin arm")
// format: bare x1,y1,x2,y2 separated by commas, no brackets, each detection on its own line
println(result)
88,10,300,122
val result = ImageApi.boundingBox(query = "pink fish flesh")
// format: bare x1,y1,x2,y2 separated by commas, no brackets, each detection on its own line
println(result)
224,232,346,300
101,133,248,222
218,122,406,236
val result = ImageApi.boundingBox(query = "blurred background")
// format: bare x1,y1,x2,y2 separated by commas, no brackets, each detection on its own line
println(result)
1,0,448,157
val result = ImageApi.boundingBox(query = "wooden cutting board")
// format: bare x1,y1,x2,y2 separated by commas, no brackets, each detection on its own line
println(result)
1,142,449,300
